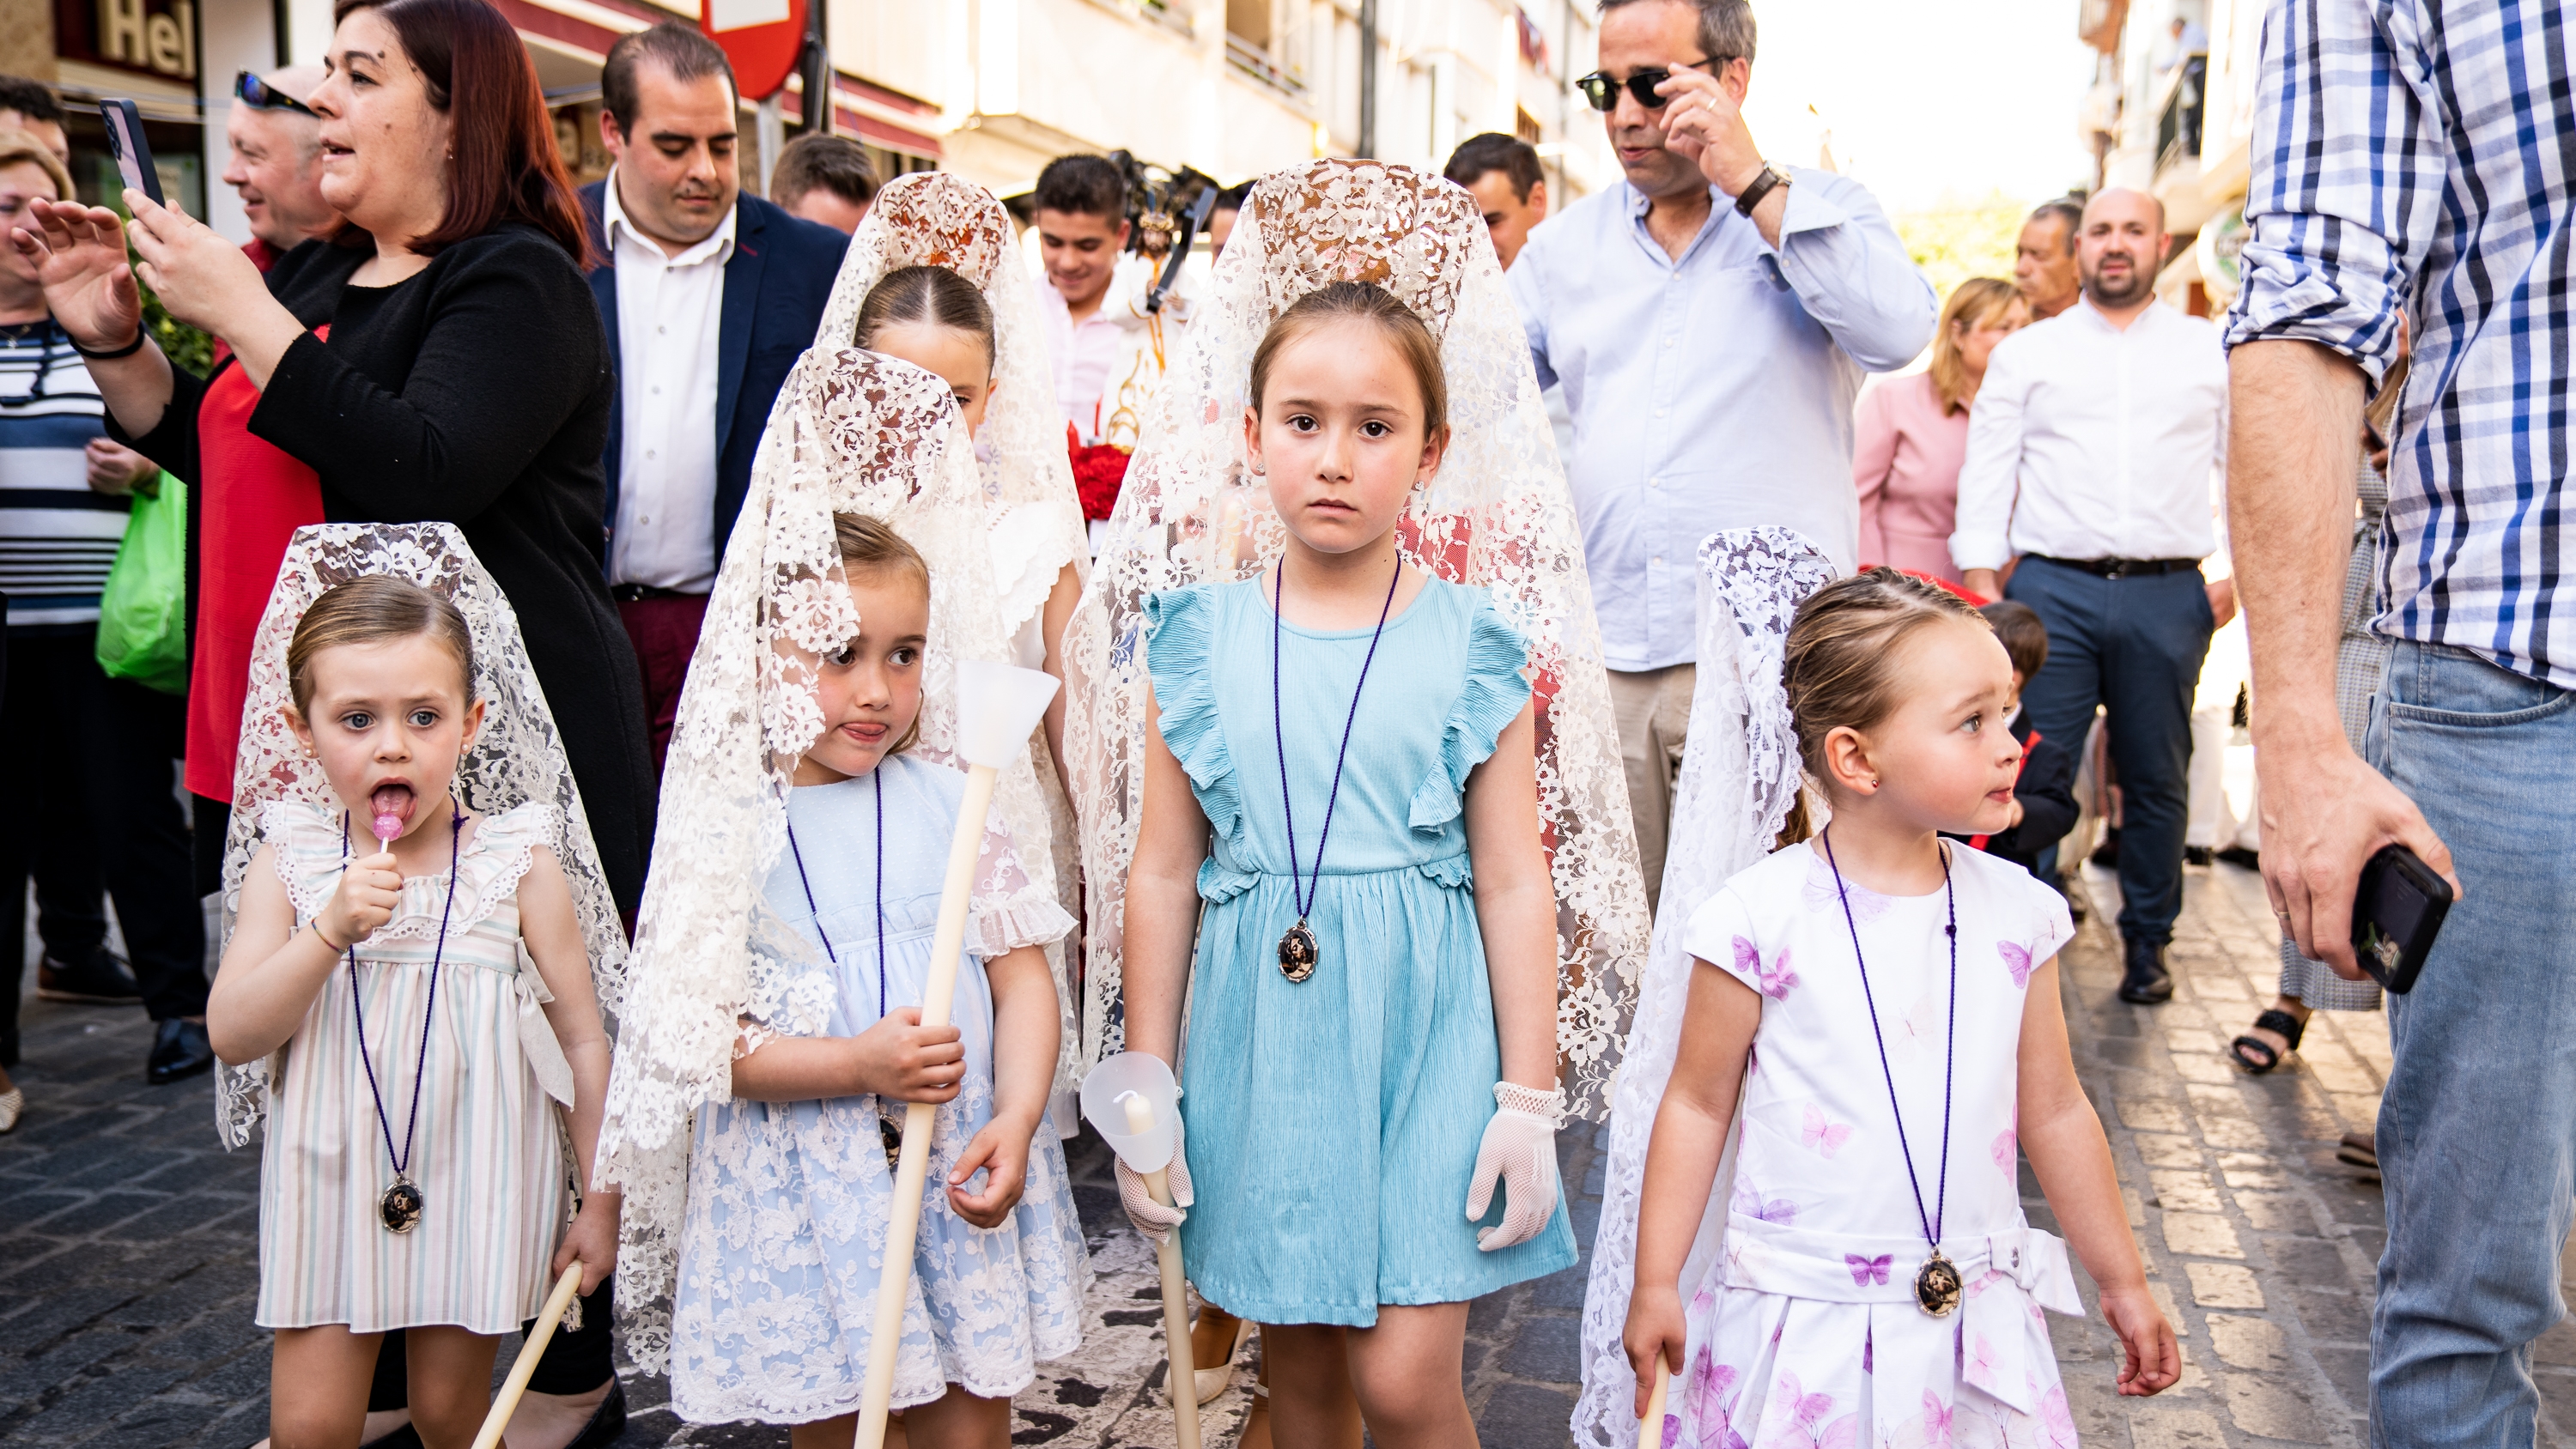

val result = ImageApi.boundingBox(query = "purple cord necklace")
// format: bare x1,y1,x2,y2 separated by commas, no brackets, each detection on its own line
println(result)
1821,827,1965,1317
786,773,902,1168
1270,555,1403,983
341,803,464,1235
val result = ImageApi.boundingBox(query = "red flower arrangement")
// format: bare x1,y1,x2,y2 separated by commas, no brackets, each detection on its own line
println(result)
1068,422,1132,523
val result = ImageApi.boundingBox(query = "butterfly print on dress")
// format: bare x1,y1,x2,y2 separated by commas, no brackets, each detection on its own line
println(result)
1801,1103,1853,1158
1732,936,1799,1000
1844,1252,1893,1286
1999,940,2034,988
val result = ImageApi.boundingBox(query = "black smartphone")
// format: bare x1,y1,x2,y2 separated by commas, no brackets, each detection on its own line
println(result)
97,100,165,209
2352,844,2451,994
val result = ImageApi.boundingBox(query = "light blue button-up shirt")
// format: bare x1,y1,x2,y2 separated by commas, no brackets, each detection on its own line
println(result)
1509,170,1936,671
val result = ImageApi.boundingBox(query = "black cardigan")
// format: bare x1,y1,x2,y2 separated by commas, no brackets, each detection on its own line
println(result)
129,225,655,911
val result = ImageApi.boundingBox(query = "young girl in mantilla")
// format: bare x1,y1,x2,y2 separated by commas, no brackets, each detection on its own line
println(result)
1061,159,1650,1446
210,523,630,1449
1597,566,2179,1446
598,350,1085,1448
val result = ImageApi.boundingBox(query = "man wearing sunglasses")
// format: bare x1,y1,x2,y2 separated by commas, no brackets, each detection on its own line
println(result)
224,68,334,270
1506,0,1934,907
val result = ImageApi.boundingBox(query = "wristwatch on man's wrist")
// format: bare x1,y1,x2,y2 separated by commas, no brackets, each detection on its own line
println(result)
1734,164,1789,217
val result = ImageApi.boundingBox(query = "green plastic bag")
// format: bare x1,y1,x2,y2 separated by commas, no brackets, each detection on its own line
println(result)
94,473,188,694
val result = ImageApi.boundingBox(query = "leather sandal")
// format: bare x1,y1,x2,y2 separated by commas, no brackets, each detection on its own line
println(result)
2231,1009,2306,1074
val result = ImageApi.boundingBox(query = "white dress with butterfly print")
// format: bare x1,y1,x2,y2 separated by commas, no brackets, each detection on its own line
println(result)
1667,840,2081,1449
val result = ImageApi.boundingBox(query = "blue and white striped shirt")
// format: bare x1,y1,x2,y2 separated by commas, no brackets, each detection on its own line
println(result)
2224,0,2576,688
0,319,126,631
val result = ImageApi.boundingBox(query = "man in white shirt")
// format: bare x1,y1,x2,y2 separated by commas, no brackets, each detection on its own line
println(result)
1953,187,2235,1005
579,22,847,776
1033,154,1194,452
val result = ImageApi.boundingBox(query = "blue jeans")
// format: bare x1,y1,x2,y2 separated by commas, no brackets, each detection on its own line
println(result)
2367,640,2576,1447
2004,556,2214,943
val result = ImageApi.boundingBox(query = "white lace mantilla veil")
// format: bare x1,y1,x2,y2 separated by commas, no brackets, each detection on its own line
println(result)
810,171,1091,1085
1571,527,1838,1446
212,523,632,1150
812,171,1091,650
598,351,1072,1374
1059,158,1651,1121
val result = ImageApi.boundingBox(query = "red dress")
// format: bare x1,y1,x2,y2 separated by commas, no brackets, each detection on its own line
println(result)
183,328,326,803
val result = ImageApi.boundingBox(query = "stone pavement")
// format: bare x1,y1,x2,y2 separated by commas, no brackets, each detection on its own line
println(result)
0,933,1595,1449
10,858,2576,1446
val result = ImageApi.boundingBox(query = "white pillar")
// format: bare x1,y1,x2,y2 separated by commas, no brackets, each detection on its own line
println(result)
195,0,272,240
281,0,334,67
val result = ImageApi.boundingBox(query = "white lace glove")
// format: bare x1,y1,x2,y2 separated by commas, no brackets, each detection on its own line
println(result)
1467,1082,1564,1252
1114,1111,1195,1245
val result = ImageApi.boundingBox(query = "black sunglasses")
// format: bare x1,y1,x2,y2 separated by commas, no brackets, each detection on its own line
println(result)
1576,58,1721,112
235,70,316,117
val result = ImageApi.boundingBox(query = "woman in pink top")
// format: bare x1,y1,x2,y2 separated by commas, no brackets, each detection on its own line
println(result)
1852,277,2027,585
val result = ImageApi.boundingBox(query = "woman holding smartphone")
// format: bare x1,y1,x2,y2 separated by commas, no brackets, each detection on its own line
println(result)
12,0,654,923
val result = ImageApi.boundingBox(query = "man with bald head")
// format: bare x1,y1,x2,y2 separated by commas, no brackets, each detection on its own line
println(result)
1952,187,2233,1005
222,67,334,266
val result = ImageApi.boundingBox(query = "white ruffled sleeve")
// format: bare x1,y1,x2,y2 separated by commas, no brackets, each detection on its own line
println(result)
969,812,1077,961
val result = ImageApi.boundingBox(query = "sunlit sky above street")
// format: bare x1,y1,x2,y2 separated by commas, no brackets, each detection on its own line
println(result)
1735,0,2105,213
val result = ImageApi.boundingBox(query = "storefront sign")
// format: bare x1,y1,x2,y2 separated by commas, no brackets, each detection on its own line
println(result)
54,0,201,82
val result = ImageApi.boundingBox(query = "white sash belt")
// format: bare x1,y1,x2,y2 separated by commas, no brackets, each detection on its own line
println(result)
1719,1212,2082,1413
514,941,576,1108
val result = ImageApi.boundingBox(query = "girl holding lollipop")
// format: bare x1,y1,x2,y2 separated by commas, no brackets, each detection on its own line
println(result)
209,527,628,1449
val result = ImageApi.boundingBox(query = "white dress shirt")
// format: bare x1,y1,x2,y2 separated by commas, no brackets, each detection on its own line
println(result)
606,171,733,593
1949,300,2228,573
1036,264,1131,440
1507,171,1939,671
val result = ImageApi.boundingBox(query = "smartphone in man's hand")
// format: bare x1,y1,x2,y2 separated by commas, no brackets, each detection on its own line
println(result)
2354,844,2452,994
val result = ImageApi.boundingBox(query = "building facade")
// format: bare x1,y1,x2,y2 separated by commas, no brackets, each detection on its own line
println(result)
2083,0,2258,318
8,0,1607,250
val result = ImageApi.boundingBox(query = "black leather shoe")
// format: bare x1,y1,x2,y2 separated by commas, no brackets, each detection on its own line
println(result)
149,1018,215,1084
2118,937,2174,1004
561,1379,627,1449
37,948,142,1004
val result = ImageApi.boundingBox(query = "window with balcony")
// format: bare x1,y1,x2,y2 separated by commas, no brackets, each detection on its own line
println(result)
2154,52,2205,178
1226,0,1305,97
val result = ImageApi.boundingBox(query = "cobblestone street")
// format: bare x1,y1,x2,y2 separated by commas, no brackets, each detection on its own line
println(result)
8,859,2575,1446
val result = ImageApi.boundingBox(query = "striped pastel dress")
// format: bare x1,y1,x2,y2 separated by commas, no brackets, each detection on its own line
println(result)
255,800,574,1333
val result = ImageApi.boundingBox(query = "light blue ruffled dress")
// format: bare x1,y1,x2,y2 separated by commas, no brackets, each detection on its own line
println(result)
669,753,1089,1422
1145,575,1577,1326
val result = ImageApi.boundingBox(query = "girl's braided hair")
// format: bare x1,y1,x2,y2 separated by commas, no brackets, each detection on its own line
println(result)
1776,566,1989,844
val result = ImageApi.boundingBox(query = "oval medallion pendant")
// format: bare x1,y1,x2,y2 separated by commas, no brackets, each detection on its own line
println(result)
1914,1250,1962,1317
380,1176,424,1234
1278,921,1318,982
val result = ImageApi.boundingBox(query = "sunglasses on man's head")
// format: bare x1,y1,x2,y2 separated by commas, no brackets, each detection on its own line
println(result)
1576,58,1719,112
235,70,315,116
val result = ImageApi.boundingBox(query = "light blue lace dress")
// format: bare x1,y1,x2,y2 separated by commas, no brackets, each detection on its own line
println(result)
1145,575,1577,1326
670,753,1088,1422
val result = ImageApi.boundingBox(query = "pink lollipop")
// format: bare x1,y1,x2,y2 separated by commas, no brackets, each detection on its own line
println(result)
373,812,404,844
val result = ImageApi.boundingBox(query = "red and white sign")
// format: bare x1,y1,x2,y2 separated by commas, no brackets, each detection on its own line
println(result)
702,0,806,102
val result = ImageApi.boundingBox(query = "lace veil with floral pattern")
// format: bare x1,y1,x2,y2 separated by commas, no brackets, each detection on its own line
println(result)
1571,528,1838,1446
813,171,1090,648
213,523,632,1149
598,352,1072,1373
1059,159,1650,1120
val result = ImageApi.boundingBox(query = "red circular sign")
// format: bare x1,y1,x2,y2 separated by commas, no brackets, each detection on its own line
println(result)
700,0,808,103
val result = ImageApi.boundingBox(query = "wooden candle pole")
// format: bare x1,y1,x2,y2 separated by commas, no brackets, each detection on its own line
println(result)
854,763,999,1449
470,1263,585,1449
1121,1092,1201,1449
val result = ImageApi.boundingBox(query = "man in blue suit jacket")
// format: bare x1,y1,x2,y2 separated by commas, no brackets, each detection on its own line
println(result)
580,21,848,774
